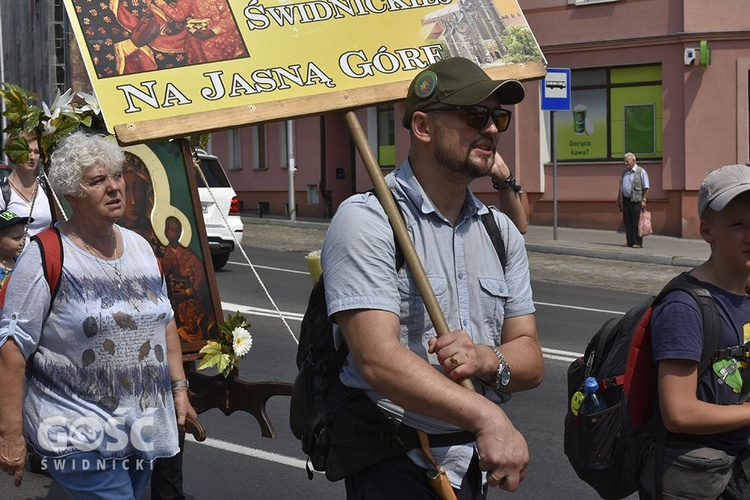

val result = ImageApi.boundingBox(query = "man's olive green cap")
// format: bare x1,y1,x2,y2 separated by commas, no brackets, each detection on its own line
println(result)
402,57,525,129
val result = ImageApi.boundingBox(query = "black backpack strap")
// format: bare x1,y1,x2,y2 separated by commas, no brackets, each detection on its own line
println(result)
480,211,507,273
653,423,668,499
325,341,350,380
654,272,721,379
0,177,10,209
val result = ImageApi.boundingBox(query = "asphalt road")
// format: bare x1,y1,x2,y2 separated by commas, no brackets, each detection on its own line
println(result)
0,230,679,499
242,221,694,296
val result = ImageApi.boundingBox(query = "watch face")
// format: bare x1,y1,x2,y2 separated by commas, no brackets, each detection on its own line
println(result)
500,365,511,387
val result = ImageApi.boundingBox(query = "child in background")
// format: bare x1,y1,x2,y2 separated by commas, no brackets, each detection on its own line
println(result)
640,164,750,498
0,210,31,287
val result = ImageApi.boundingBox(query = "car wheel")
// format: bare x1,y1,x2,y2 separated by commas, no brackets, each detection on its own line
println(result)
212,252,230,270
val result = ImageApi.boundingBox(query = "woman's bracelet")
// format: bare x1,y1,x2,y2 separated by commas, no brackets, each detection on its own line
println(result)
492,173,522,192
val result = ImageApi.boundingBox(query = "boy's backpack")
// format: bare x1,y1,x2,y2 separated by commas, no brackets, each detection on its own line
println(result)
289,209,508,480
564,272,725,499
0,227,64,309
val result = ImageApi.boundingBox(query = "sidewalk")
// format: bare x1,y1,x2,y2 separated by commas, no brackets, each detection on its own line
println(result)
524,225,709,268
242,214,710,268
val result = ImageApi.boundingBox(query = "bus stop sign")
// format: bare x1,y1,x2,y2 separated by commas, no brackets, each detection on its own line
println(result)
541,68,571,111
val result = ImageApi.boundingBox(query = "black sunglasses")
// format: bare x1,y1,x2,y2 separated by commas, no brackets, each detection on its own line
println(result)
422,105,512,132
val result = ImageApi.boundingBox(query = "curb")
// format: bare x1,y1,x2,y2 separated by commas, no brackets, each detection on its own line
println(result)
241,215,329,231
526,244,703,268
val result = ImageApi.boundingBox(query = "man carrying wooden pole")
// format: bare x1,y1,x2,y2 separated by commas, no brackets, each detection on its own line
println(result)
323,57,544,498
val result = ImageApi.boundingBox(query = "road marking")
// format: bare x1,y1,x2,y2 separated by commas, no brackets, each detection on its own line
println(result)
187,436,312,471
228,261,309,275
543,347,581,362
534,301,624,315
221,302,304,321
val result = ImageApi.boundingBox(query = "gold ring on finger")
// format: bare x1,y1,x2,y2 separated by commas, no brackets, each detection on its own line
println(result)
450,356,458,367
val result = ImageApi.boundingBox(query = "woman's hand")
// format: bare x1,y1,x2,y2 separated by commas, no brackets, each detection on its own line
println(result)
0,432,27,487
172,387,197,428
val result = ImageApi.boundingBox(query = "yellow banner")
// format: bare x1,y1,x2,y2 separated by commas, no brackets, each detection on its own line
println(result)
64,0,545,143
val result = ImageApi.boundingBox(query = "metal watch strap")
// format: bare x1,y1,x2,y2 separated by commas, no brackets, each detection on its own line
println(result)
171,379,189,390
492,347,508,390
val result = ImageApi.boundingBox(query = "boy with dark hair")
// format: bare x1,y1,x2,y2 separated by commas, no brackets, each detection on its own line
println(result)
641,164,750,498
0,210,30,287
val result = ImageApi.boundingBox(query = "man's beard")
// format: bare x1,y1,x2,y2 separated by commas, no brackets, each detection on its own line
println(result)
433,127,496,181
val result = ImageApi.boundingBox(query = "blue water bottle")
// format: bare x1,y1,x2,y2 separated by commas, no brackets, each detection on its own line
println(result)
581,376,607,415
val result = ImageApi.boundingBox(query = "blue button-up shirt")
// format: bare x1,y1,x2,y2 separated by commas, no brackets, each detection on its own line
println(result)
322,160,535,486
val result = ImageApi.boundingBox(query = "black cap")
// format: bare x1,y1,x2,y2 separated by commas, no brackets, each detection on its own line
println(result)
0,210,30,230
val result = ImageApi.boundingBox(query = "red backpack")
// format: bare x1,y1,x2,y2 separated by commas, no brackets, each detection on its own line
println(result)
0,228,64,309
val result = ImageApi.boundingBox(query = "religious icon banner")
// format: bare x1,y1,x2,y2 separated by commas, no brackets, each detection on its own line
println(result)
63,0,546,143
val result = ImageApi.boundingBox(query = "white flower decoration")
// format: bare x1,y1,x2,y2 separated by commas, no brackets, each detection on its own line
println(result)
232,327,253,357
41,119,57,136
42,88,75,119
42,102,60,121
77,91,101,115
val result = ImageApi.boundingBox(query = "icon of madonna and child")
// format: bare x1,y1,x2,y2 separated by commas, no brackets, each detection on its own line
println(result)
119,146,217,345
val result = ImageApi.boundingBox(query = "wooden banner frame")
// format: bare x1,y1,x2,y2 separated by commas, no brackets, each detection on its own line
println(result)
62,0,546,145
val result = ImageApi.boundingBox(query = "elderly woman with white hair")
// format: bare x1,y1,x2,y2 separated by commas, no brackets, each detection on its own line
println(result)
0,131,196,498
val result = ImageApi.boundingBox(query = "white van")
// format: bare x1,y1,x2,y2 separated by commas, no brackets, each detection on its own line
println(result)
195,150,244,270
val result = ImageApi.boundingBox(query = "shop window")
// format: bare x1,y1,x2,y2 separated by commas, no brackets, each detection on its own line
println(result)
555,64,662,161
623,104,655,155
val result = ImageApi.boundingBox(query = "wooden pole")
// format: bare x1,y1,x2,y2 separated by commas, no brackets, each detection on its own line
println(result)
344,110,474,392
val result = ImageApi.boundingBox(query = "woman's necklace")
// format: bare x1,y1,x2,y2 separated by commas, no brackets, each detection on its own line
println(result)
71,224,140,313
7,178,36,204
71,224,123,286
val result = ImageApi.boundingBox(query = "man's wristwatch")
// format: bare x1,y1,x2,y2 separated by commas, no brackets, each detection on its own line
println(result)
492,347,511,391
171,379,189,390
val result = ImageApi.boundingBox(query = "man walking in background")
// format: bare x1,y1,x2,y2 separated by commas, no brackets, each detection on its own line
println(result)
618,152,650,248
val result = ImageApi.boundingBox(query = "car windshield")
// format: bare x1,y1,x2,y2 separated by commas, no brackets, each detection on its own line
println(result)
195,158,230,188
